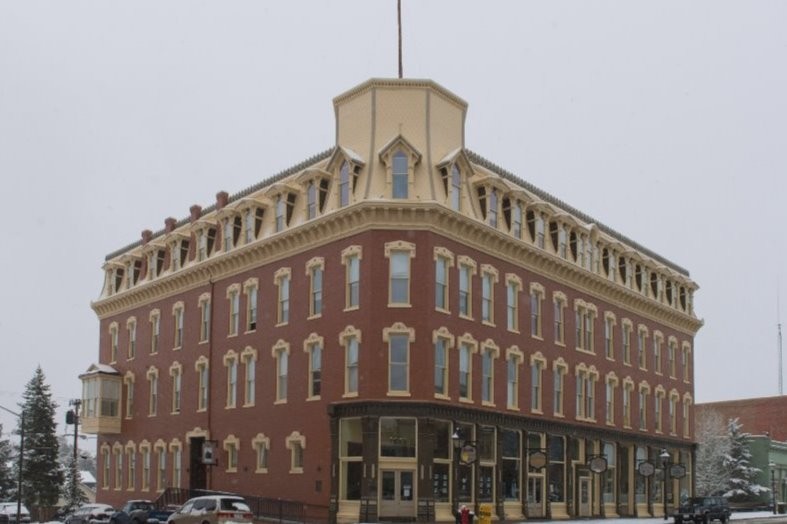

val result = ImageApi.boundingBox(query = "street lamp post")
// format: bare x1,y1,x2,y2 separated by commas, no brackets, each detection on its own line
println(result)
0,404,24,524
66,399,82,500
660,449,671,521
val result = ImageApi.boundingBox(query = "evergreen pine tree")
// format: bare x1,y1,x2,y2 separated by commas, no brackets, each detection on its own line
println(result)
723,417,767,500
16,366,64,511
695,409,730,496
0,424,14,499
62,455,88,511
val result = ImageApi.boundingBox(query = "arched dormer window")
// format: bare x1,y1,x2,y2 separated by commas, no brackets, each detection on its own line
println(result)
145,248,166,281
437,148,473,213
295,168,331,220
525,204,549,249
327,146,365,208
502,195,526,239
264,183,299,233
474,177,508,229
194,226,217,262
378,135,421,201
236,201,265,245
221,215,242,253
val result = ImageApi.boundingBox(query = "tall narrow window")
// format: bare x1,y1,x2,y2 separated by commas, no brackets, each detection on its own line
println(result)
506,275,521,332
225,352,238,408
653,333,663,374
384,324,413,395
510,201,522,239
149,311,160,355
606,380,615,425
307,258,324,318
109,323,119,363
481,266,498,325
275,268,291,325
126,446,136,489
637,326,648,370
458,257,476,318
488,188,499,227
458,336,477,402
169,363,182,414
530,283,544,338
342,246,362,310
223,218,233,252
141,445,150,491
228,286,240,336
339,161,351,207
244,279,259,332
623,381,633,428
434,248,454,312
156,445,167,491
196,358,209,411
114,446,123,490
530,355,545,413
386,243,415,306
171,444,182,488
275,194,286,232
127,318,137,359
554,293,566,344
253,434,270,473
307,180,318,220
286,432,306,474
683,397,691,437
506,349,522,410
305,334,323,399
341,326,361,397
481,345,497,405
392,151,409,199
434,335,450,398
553,360,567,416
668,341,677,378
575,301,596,353
273,341,289,403
242,347,257,407
604,313,616,360
224,436,239,473
622,320,632,365
450,165,461,210
682,342,691,382
669,393,678,434
199,294,211,343
124,373,135,419
655,390,664,433
638,385,649,430
173,303,184,350
147,367,158,417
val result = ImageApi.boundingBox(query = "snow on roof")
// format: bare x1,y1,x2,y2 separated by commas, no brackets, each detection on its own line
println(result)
79,470,96,484
81,363,120,376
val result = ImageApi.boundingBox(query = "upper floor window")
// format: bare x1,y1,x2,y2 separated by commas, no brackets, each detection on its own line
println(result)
384,323,414,396
199,294,211,343
341,326,361,397
503,198,523,239
127,318,137,360
682,342,692,383
604,313,616,360
434,330,452,398
305,178,329,219
385,241,415,307
244,278,259,332
146,367,158,417
653,333,663,374
109,323,119,363
527,211,545,249
530,353,546,413
172,302,184,349
149,310,160,355
668,341,677,378
223,216,241,253
196,357,209,411
553,292,567,345
458,335,478,402
507,275,522,333
530,283,545,339
392,151,409,199
271,190,296,233
637,326,649,370
605,374,618,425
305,334,323,400
553,360,567,417
434,248,454,312
196,228,216,262
506,348,523,410
478,186,500,228
243,207,264,245
286,431,306,474
458,256,477,319
622,320,633,365
224,351,238,408
342,246,362,310
307,258,324,318
273,340,290,403
241,347,257,407
442,164,462,211
169,363,182,414
481,265,498,325
275,268,291,325
575,300,596,353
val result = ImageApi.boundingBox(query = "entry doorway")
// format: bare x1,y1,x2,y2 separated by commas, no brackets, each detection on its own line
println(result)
578,477,591,517
189,437,207,490
379,469,416,519
527,476,544,517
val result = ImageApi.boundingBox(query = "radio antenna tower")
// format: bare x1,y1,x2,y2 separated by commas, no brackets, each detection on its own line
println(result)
397,0,403,78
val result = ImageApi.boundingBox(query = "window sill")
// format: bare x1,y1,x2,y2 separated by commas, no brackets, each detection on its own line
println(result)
170,411,180,416
436,307,451,315
289,468,304,475
307,314,323,321
459,398,474,404
173,347,182,351
506,405,520,412
274,399,287,405
507,328,521,335
482,321,496,328
554,341,566,347
255,468,269,474
224,405,237,410
225,334,237,340
531,335,543,341
344,305,360,313
434,393,451,401
387,303,412,308
342,392,359,399
482,401,496,408
553,412,565,418
459,314,475,322
575,347,595,355
242,402,255,408
306,396,321,402
606,421,616,427
531,408,543,415
244,328,257,335
386,391,412,398
275,322,289,328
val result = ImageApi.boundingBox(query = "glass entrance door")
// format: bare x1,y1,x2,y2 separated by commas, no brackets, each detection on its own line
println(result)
527,476,544,517
379,469,416,519
579,477,591,517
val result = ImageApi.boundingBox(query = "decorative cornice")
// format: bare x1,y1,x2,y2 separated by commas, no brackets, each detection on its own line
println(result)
93,201,702,336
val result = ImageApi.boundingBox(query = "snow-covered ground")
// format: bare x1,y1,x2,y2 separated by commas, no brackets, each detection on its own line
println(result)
509,512,786,524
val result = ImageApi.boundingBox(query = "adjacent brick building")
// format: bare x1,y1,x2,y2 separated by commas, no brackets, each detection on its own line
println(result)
80,78,702,521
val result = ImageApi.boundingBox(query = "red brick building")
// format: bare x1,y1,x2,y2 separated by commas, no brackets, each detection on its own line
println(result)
696,397,787,442
81,78,702,521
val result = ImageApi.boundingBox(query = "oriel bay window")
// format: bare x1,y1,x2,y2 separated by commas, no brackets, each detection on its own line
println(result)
80,364,121,434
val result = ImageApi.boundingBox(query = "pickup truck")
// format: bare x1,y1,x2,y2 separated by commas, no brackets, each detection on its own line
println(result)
110,501,174,524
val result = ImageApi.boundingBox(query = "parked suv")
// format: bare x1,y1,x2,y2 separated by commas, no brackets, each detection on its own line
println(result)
166,496,252,524
674,496,731,524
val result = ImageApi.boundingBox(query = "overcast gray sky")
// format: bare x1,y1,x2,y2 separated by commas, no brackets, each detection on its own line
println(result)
1,1,786,434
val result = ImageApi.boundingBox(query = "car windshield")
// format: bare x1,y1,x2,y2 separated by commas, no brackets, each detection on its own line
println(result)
130,503,153,511
219,500,250,512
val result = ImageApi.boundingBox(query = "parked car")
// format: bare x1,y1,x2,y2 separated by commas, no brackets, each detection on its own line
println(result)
111,501,175,524
674,496,731,524
166,496,252,524
0,503,31,524
65,504,116,524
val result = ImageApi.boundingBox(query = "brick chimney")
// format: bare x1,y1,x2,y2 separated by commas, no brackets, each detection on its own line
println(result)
216,191,229,210
190,205,202,222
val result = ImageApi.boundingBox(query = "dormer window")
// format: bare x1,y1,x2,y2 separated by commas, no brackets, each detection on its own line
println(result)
477,186,500,228
502,198,523,239
300,173,330,220
171,238,189,271
196,228,216,262
126,261,141,289
223,216,241,253
550,222,567,258
392,151,409,199
113,267,125,293
244,207,264,244
339,162,352,207
526,210,546,249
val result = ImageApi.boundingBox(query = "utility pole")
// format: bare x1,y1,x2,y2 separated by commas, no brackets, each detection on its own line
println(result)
67,399,82,495
397,0,403,78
